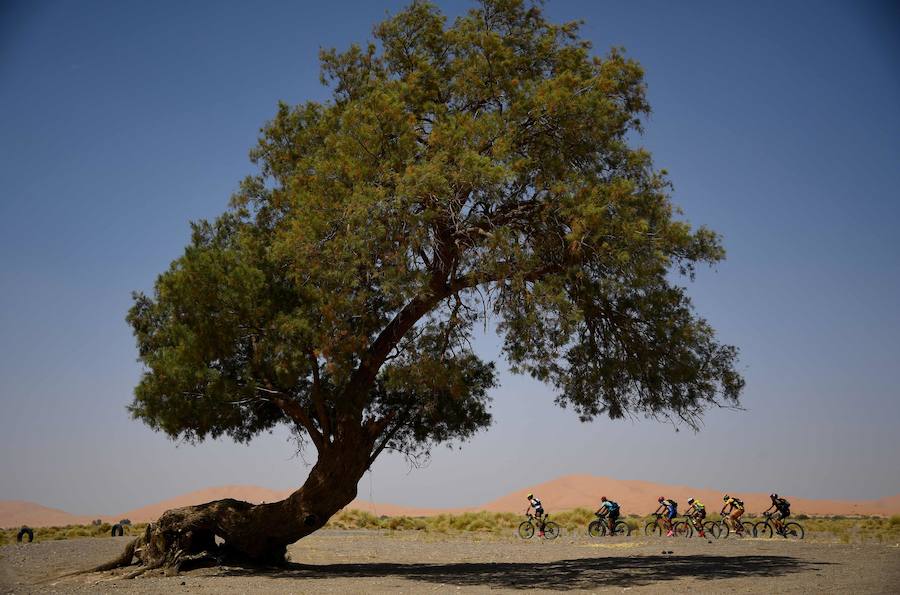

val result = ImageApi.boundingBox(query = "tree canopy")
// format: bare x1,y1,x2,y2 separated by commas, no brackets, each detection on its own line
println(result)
128,0,743,465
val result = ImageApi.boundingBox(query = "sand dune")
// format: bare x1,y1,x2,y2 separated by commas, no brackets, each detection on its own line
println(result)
4,475,899,528
116,485,295,524
0,501,93,529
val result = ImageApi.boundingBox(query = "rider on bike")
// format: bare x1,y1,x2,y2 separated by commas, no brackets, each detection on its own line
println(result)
763,493,791,535
653,496,678,537
721,494,745,535
526,493,545,537
595,496,621,535
685,497,707,538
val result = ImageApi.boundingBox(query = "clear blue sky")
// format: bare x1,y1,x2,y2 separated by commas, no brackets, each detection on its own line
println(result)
1,0,898,515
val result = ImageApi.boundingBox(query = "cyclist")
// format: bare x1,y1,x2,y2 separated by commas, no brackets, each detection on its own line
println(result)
595,496,621,535
763,493,791,535
526,493,546,537
685,497,707,538
721,494,746,535
653,496,678,537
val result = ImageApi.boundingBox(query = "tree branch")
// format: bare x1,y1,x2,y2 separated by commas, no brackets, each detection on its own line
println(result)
343,292,444,405
307,350,332,440
264,387,325,451
449,261,563,293
367,409,411,466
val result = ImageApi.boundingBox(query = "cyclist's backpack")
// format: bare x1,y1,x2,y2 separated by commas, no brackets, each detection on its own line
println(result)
669,500,678,508
732,498,744,508
608,501,619,512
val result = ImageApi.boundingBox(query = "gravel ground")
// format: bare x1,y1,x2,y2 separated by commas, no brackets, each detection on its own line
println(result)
2,530,899,593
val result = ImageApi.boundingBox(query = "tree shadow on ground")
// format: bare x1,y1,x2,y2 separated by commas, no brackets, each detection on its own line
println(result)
219,555,832,590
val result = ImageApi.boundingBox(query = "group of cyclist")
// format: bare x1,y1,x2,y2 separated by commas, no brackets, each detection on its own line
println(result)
526,492,793,537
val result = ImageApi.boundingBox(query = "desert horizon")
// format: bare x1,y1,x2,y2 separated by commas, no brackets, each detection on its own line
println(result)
4,473,899,529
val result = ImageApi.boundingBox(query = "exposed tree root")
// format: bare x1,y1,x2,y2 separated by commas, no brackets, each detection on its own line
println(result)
76,442,374,577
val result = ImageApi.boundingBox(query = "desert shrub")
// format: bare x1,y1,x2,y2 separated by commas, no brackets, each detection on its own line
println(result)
386,516,426,531
327,509,385,530
889,515,900,528
448,511,513,532
553,508,594,531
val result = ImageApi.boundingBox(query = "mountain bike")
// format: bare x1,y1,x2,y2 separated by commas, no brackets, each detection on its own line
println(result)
676,514,721,539
518,512,560,540
588,513,632,537
754,511,805,539
644,513,677,536
717,514,754,538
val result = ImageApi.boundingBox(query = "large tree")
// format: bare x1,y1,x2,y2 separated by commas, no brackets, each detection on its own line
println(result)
114,0,742,573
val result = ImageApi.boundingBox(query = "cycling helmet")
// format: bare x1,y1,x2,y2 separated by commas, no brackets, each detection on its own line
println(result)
600,496,607,502
658,496,665,503
687,498,695,505
723,494,729,501
770,493,778,499
526,493,534,499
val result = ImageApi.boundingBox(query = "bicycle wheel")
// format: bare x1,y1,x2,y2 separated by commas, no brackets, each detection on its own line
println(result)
782,522,804,539
718,521,731,539
732,521,753,537
614,520,632,536
644,520,663,536
754,521,774,538
588,520,604,538
543,521,560,540
703,521,720,539
673,521,692,538
518,521,535,539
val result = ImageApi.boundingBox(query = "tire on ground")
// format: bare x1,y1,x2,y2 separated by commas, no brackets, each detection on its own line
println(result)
517,521,534,539
754,521,773,538
111,523,124,537
17,526,34,543
543,521,560,539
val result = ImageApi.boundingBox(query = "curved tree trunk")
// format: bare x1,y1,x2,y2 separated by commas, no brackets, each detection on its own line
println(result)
102,431,376,574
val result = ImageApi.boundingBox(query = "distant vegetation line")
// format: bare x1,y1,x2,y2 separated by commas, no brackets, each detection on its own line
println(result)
4,510,900,545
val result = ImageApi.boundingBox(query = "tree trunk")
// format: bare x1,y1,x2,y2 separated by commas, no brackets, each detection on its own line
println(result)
103,432,375,574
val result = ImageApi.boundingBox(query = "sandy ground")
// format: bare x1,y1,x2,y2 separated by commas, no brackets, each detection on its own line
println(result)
2,530,899,593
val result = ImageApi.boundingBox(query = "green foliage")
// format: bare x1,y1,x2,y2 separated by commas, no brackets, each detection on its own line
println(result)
0,523,148,545
128,0,742,465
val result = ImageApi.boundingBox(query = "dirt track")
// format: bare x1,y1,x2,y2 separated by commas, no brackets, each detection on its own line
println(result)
2,530,899,593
